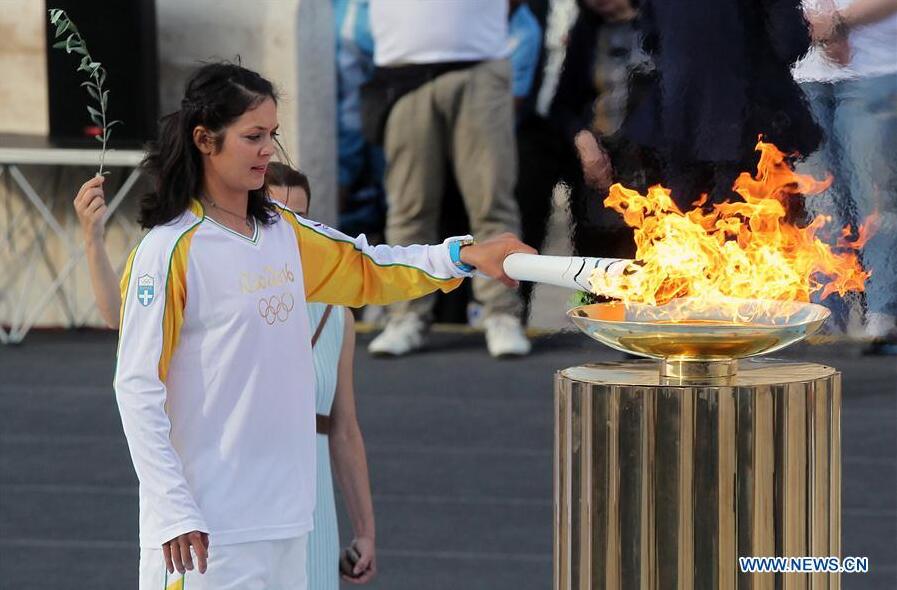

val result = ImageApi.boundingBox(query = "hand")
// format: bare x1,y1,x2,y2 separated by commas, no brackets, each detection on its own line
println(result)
162,530,209,575
459,233,537,288
574,130,613,190
342,536,377,584
822,34,851,66
806,9,837,43
74,175,108,243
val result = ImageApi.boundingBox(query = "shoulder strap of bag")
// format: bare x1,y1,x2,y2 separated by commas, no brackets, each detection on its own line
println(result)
311,305,335,348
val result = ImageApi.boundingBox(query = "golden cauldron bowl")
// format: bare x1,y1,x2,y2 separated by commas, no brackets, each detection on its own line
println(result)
568,298,830,380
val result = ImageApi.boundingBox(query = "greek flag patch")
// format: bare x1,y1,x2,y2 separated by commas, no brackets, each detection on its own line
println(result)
137,274,155,307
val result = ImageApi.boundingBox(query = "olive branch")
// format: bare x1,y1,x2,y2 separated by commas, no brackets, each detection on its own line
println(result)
48,8,122,175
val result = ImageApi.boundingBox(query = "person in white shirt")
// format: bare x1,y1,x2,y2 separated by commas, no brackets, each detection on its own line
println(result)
74,162,379,587
365,0,531,358
79,61,534,590
795,0,897,351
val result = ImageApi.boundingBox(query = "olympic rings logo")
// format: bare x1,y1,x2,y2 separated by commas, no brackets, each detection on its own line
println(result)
258,293,295,325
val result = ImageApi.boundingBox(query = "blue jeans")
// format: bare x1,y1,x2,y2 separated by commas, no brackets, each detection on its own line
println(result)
800,73,897,318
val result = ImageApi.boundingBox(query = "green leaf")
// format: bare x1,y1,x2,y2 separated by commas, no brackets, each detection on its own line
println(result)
98,69,106,86
52,40,67,49
101,90,109,110
49,9,63,25
54,20,69,37
84,84,99,101
87,105,102,121
79,80,97,90
71,45,88,56
106,120,122,129
94,135,105,143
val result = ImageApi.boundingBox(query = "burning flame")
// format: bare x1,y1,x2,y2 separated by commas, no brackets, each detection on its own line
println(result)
589,140,871,322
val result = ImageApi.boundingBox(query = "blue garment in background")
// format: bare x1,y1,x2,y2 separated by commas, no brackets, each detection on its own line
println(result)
334,0,381,189
334,0,386,237
508,4,543,99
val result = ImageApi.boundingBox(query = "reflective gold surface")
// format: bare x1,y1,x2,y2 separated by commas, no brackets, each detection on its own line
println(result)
555,360,841,590
568,300,829,363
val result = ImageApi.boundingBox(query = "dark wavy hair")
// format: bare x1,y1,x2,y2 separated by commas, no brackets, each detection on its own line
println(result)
139,62,280,229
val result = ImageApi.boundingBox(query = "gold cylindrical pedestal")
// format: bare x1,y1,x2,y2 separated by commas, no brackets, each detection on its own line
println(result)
555,359,841,590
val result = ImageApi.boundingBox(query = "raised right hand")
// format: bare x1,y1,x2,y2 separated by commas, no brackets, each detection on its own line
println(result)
162,530,209,574
574,130,613,190
73,175,108,243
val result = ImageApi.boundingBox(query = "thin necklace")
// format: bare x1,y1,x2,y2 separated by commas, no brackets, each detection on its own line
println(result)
202,194,254,231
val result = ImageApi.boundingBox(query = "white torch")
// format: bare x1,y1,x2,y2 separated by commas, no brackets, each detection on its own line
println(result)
502,253,635,293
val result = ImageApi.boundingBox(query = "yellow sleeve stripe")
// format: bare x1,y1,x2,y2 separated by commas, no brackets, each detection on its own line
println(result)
118,246,139,333
114,238,147,366
158,223,201,383
278,208,462,307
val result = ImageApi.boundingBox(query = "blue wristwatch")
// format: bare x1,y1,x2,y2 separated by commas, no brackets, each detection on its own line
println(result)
449,238,476,273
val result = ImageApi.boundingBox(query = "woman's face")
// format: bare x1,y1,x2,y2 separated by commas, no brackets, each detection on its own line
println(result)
200,96,279,193
269,184,309,217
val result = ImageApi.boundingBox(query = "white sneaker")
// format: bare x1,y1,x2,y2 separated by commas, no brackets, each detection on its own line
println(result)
484,314,531,358
368,313,428,356
865,312,897,340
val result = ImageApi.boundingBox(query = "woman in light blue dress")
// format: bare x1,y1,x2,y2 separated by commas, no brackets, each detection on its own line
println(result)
306,302,376,587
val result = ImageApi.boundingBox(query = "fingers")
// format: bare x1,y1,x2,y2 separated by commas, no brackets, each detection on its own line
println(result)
179,537,195,572
510,244,537,256
163,532,209,576
169,539,185,574
342,561,377,584
353,548,373,576
76,188,105,214
162,543,174,574
358,559,378,582
75,175,105,205
167,536,191,574
86,196,106,216
189,531,208,574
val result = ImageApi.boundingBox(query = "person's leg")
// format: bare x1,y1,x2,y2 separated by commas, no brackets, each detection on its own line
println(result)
382,82,448,322
834,73,897,336
274,535,310,590
446,59,524,320
799,82,851,227
797,81,855,331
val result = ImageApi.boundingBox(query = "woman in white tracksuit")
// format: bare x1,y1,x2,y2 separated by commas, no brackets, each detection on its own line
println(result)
75,162,378,587
77,61,533,589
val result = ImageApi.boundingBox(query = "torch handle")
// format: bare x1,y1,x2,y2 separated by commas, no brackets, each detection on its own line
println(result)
502,253,633,292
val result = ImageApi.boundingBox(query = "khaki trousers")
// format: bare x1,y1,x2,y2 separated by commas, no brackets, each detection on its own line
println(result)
383,59,522,320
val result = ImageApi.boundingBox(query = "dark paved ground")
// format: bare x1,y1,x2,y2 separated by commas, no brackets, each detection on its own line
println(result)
0,330,894,589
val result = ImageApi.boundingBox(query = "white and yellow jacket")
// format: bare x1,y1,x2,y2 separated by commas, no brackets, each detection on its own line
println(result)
114,200,468,548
